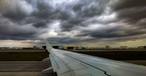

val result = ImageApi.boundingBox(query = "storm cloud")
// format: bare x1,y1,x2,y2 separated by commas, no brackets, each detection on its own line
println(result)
0,0,146,44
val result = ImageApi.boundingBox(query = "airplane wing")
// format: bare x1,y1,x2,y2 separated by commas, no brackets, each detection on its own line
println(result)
42,41,146,76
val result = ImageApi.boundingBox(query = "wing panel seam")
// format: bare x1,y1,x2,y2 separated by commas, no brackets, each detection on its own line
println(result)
65,54,112,76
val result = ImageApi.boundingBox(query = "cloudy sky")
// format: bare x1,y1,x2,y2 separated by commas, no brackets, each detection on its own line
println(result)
0,0,146,47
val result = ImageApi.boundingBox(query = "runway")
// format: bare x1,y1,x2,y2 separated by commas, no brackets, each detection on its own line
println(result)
0,60,51,76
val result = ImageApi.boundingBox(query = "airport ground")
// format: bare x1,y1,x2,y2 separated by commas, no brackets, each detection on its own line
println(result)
0,61,50,76
0,49,146,76
0,49,146,61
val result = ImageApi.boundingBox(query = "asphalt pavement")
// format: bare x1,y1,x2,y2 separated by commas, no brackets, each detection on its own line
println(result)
0,60,51,76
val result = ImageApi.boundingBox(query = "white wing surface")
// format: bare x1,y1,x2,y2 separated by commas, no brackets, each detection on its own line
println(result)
42,41,146,76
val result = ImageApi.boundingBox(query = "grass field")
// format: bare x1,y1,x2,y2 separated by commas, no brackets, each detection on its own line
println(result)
0,52,49,61
73,50,146,60
0,49,146,61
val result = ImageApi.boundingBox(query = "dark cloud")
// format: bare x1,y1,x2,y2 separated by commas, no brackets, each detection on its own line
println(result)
32,3,53,19
60,0,110,31
33,21,48,28
76,0,145,41
0,16,37,40
61,18,84,31
0,0,35,22
111,0,146,23
0,0,146,44
79,28,120,38
47,37,96,44
78,21,146,40
111,0,146,10
3,10,27,21
73,0,109,17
